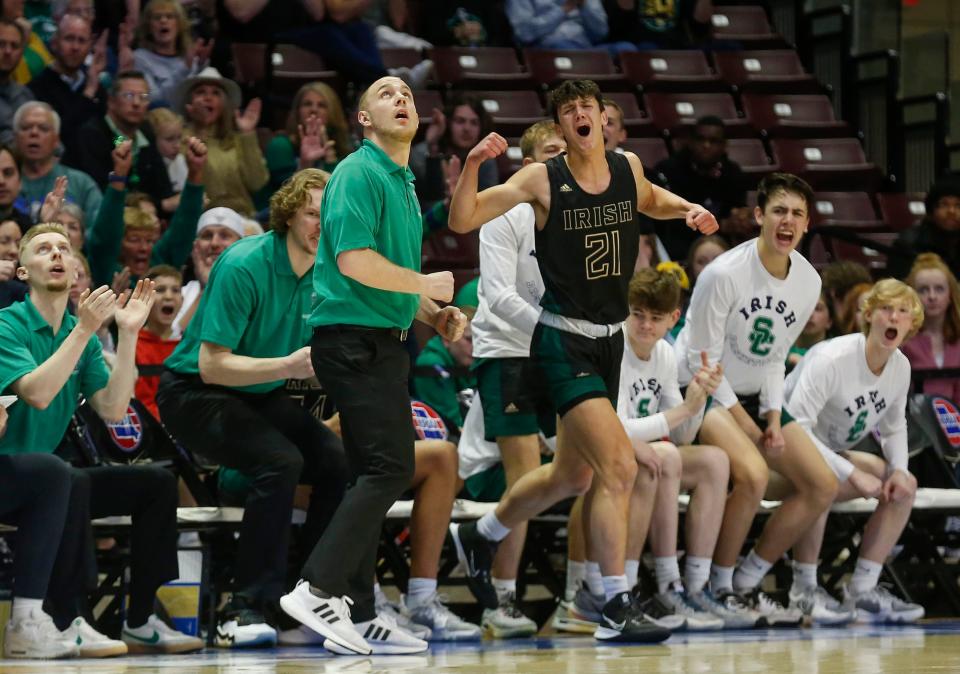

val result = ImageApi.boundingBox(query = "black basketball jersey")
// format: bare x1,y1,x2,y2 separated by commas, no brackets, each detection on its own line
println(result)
536,151,640,324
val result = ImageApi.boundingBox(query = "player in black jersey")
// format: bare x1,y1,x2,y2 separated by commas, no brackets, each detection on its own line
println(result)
447,79,718,642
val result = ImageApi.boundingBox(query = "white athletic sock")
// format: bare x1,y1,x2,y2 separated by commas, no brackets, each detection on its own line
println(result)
850,558,883,594
585,561,603,596
476,512,511,542
492,577,516,601
565,560,586,602
601,575,629,602
624,559,640,591
405,577,437,608
11,598,42,622
733,549,773,593
654,556,682,595
792,562,819,591
684,556,712,593
711,564,735,593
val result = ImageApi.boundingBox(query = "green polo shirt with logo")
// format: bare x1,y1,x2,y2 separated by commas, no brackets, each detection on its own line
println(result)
309,139,422,329
165,231,314,394
0,296,110,455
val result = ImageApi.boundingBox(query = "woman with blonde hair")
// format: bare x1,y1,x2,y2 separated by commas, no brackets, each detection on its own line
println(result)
263,82,354,196
903,252,960,402
173,68,267,217
134,0,213,105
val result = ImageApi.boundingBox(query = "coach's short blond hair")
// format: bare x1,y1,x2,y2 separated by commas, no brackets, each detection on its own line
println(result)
861,278,924,339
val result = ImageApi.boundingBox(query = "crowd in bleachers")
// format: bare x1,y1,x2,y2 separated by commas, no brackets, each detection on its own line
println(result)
0,0,957,661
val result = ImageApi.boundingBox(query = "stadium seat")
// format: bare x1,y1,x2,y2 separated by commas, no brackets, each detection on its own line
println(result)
741,94,849,138
523,49,630,91
230,43,268,93
618,138,669,168
430,47,534,90
474,90,545,136
620,51,725,92
877,192,927,231
770,138,883,191
810,192,886,231
497,137,525,179
725,137,779,190
829,232,897,272
270,44,341,96
410,89,444,143
712,50,820,94
422,229,480,270
710,6,789,48
379,47,424,71
642,92,754,138
603,92,659,137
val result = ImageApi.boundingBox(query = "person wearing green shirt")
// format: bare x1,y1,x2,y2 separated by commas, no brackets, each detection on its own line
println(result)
84,136,206,288
157,168,347,650
0,222,202,656
278,76,468,658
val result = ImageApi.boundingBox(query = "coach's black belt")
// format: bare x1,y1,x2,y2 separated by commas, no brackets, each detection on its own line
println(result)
314,324,409,342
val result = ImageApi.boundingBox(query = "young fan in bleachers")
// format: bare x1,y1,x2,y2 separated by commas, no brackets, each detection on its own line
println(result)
134,265,183,420
903,253,960,403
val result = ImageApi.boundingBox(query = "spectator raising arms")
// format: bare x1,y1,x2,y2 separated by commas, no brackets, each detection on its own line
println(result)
903,253,960,402
70,70,175,212
133,0,212,106
172,67,267,216
263,82,353,197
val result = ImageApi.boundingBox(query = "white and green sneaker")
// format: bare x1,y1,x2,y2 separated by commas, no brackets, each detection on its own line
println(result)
122,614,204,654
62,617,128,657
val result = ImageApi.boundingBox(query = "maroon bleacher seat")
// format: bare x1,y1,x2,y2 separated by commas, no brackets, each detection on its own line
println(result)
877,192,927,231
523,49,629,91
430,47,533,90
712,50,820,94
270,44,341,95
725,137,778,174
231,43,268,92
810,192,886,231
474,90,544,136
422,229,480,270
741,94,849,138
642,92,754,138
829,233,897,272
710,6,788,48
618,138,669,169
380,47,425,71
620,51,724,92
497,138,525,179
603,92,659,137
770,138,883,191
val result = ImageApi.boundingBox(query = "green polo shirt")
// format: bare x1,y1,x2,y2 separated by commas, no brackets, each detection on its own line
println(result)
309,139,422,329
165,231,314,394
0,296,110,455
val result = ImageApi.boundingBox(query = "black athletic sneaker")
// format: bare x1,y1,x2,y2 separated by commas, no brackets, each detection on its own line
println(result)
449,521,499,609
594,592,671,643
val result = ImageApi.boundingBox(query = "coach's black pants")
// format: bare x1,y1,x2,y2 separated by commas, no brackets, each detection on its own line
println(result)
0,453,72,600
303,327,416,622
157,371,348,605
46,464,179,629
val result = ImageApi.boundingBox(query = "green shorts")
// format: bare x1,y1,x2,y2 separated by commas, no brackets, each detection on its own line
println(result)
474,357,557,442
530,323,623,417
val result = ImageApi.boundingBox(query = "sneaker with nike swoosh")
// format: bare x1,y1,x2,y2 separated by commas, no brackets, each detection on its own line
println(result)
122,615,203,654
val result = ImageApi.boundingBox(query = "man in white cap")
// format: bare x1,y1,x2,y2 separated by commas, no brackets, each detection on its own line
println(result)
172,205,245,336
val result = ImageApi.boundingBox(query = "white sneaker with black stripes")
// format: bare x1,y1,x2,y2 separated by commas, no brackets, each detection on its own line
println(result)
323,613,428,655
279,580,371,655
